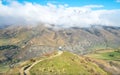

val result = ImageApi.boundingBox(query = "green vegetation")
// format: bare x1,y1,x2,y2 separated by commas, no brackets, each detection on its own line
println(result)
86,50,120,61
30,52,108,75
86,49,120,75
0,45,19,50
0,64,9,73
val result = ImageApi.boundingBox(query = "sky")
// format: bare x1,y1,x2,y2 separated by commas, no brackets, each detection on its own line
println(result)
2,0,120,9
0,0,120,27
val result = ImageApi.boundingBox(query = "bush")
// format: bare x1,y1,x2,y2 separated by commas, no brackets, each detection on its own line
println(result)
109,54,114,57
0,45,19,50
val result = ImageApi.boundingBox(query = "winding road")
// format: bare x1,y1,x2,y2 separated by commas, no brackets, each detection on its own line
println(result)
19,51,63,75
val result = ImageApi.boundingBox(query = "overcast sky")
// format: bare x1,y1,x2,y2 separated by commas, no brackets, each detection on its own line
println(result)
0,0,120,27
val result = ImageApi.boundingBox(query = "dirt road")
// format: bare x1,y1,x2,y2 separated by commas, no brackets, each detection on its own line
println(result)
20,51,63,75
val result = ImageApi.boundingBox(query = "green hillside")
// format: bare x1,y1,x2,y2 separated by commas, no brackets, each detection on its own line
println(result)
85,49,120,75
30,52,108,75
86,49,120,61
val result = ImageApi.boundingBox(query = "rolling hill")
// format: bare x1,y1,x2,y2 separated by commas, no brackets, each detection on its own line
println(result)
29,51,108,75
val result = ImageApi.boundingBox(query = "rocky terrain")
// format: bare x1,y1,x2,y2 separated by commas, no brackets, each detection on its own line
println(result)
0,24,120,63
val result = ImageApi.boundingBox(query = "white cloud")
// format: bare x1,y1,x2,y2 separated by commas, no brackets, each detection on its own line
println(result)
0,1,120,27
116,0,120,3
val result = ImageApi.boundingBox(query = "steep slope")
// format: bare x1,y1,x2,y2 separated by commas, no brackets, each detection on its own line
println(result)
0,25,120,62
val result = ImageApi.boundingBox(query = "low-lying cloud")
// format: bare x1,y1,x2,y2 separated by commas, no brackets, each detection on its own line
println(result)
0,0,120,27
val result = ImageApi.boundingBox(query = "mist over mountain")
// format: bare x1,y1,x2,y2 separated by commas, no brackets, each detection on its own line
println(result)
0,0,120,27
0,24,120,62
0,0,120,75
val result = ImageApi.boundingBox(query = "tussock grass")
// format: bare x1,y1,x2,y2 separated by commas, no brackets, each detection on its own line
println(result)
30,52,108,75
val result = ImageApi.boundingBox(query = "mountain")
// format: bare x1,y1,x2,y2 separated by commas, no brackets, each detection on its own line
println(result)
0,24,120,63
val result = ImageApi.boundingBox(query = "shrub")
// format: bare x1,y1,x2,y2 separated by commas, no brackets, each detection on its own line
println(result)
0,45,19,50
109,54,114,57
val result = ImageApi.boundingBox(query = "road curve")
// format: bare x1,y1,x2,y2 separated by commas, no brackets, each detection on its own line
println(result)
20,51,63,75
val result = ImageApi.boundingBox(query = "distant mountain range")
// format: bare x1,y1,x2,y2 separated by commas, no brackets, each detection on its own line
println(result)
0,24,120,62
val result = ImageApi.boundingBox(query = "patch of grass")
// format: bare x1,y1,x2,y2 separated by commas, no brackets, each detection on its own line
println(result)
30,52,108,75
101,52,120,60
0,64,9,73
87,50,120,61
90,44,106,50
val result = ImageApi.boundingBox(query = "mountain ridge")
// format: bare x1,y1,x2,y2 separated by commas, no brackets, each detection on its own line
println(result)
0,24,120,62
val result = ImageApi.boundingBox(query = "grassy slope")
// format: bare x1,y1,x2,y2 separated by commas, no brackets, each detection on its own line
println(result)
30,52,108,75
85,50,120,75
0,27,32,46
0,64,9,73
